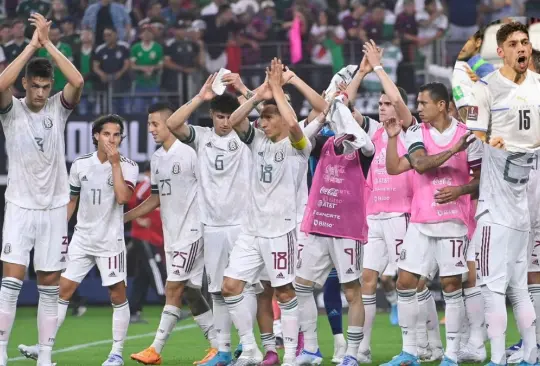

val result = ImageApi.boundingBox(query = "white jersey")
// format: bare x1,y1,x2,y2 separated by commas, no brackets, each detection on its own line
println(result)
528,163,540,229
466,69,540,152
183,126,251,227
477,145,537,231
0,93,73,209
69,152,139,256
151,140,202,251
452,61,476,109
242,125,312,238
405,118,484,237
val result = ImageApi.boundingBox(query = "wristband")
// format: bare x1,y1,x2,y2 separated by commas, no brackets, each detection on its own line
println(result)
341,91,349,100
374,65,383,71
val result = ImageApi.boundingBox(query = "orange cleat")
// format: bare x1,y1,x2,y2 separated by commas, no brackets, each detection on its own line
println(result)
193,348,218,365
440,316,446,325
131,346,162,365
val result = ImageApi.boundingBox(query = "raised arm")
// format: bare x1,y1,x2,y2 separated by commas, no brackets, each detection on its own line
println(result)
105,144,135,205
230,82,272,140
384,118,412,175
285,67,327,113
31,13,84,106
166,73,216,140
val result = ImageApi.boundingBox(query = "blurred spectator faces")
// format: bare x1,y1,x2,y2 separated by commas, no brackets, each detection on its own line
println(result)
371,3,386,23
351,0,367,19
261,1,276,16
147,2,162,19
60,17,75,35
140,25,155,43
103,27,118,46
11,20,25,40
49,24,61,45
80,29,94,44
0,24,11,45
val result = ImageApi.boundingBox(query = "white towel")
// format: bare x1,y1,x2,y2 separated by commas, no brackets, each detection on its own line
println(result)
324,65,358,102
328,95,374,156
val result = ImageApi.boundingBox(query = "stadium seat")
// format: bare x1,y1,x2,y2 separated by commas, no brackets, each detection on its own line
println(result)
481,23,504,69
529,23,540,51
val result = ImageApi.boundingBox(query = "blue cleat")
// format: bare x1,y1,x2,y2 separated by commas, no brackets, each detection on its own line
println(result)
507,339,523,357
518,362,538,366
484,362,506,366
296,349,323,365
338,355,359,366
390,304,398,326
380,351,420,366
234,344,242,359
200,351,233,366
439,356,458,366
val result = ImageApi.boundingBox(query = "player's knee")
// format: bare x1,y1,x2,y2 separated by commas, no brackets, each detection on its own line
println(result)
361,269,378,294
342,280,361,304
222,277,244,297
36,270,61,286
274,283,295,303
528,272,540,284
294,276,313,288
2,263,26,281
108,281,127,305
165,280,184,300
59,277,79,301
440,276,463,293
396,270,418,291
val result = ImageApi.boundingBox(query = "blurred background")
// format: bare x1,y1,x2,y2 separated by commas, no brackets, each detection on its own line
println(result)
0,0,535,311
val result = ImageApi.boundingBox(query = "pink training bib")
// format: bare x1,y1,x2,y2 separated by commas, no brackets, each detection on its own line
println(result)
302,137,368,241
410,123,470,225
365,128,413,216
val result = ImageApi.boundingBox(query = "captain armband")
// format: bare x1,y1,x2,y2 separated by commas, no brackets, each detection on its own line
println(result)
291,136,308,150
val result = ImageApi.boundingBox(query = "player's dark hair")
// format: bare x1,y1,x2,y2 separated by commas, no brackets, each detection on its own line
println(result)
10,19,24,28
419,82,449,109
531,48,540,73
472,26,487,42
496,21,529,46
210,92,240,114
91,114,126,147
148,101,175,115
381,87,408,105
25,58,53,80
424,0,436,6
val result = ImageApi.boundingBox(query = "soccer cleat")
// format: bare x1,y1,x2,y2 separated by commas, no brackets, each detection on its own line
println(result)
421,347,444,363
228,356,260,366
338,355,359,366
357,350,372,364
296,331,304,357
234,344,243,359
296,349,323,365
18,344,39,360
417,346,432,362
332,334,347,363
389,304,398,326
130,311,149,324
200,351,232,366
458,344,486,363
102,354,124,366
195,348,219,365
517,362,538,366
260,350,280,365
254,347,264,363
439,356,458,366
485,362,507,366
380,351,420,366
507,340,523,357
130,346,162,365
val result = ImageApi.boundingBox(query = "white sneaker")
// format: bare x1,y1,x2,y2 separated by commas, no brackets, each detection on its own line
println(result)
506,347,524,364
332,334,347,363
102,354,124,366
420,346,444,362
417,346,432,361
18,344,39,360
457,343,486,363
356,350,372,364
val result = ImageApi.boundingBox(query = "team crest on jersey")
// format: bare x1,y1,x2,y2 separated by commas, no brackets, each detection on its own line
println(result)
344,152,356,161
42,116,53,129
172,162,181,174
274,150,284,162
228,140,239,151
3,243,10,254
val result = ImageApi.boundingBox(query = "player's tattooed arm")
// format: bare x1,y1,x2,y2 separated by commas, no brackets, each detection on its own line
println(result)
124,194,160,223
183,287,211,317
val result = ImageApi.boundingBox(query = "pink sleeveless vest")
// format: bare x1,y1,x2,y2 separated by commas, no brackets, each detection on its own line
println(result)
301,137,368,241
365,128,413,216
410,123,470,225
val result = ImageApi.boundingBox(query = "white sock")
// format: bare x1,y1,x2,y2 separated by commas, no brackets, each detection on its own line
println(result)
509,286,537,364
442,289,464,362
528,284,540,345
416,288,430,351
56,298,69,333
385,290,397,306
346,325,363,357
261,333,277,353
295,283,318,353
212,294,232,353
482,286,507,364
37,285,60,365
242,285,258,329
463,287,485,348
425,289,443,350
111,301,130,356
0,278,22,358
273,320,282,337
398,289,418,356
359,294,376,353
151,305,181,354
224,294,256,355
278,297,299,362
194,309,218,349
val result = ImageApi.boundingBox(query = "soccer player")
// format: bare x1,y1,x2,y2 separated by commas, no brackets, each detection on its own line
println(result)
19,115,139,366
0,13,83,366
221,58,310,366
382,83,483,366
164,76,262,366
465,21,540,365
127,103,216,365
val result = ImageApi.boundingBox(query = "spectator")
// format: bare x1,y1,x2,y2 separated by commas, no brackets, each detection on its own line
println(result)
359,2,390,44
0,23,11,46
16,0,51,38
48,0,69,24
161,0,191,27
130,24,163,112
138,1,162,26
92,27,131,113
77,29,95,115
37,23,73,92
60,17,81,57
416,0,448,62
395,0,418,62
202,4,240,73
162,20,203,100
251,1,279,42
481,0,513,24
310,9,346,74
336,0,351,22
201,0,228,16
394,0,443,14
4,19,28,96
342,0,368,40
82,0,132,46
237,6,263,66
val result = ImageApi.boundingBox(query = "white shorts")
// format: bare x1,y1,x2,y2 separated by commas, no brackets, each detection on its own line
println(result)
473,217,528,293
62,241,126,287
296,234,363,287
528,228,540,273
2,202,68,272
224,230,296,288
166,238,204,289
204,225,242,293
398,223,468,278
363,215,408,276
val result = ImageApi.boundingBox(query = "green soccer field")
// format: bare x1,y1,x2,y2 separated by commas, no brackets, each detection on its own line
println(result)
6,306,520,365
